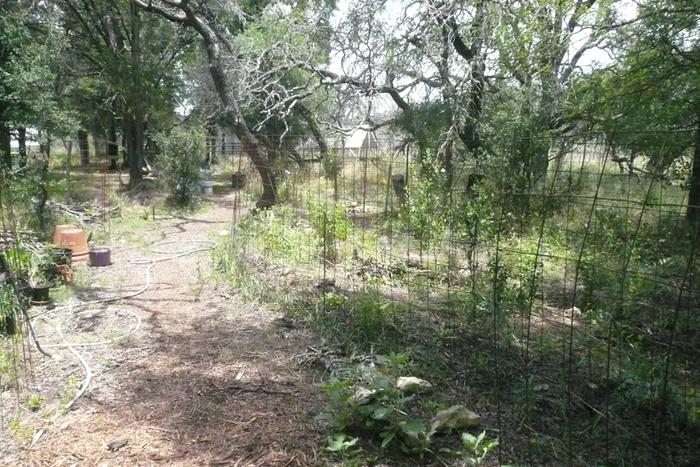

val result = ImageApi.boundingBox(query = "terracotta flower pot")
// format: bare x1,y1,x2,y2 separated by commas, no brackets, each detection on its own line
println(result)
54,228,89,262
88,247,111,267
52,224,79,244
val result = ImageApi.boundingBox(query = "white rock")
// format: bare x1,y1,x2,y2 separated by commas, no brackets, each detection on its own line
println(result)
396,376,433,394
347,387,376,405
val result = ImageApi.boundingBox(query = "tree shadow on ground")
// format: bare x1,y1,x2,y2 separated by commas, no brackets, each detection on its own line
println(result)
103,300,325,465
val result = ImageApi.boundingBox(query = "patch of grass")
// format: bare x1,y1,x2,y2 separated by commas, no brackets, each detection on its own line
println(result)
24,394,44,411
308,201,352,263
213,205,319,303
58,374,79,409
0,347,20,390
7,416,33,444
308,291,405,353
213,241,271,303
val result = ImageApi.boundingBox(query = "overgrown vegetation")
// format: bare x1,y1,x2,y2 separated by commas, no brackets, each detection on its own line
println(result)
157,126,207,207
1,0,699,464
319,353,497,464
214,149,700,465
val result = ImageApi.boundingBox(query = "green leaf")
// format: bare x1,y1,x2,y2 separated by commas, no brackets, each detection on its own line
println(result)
379,430,397,448
325,433,358,452
401,418,426,435
462,432,477,447
356,404,374,417
325,434,346,452
482,439,499,451
372,406,391,420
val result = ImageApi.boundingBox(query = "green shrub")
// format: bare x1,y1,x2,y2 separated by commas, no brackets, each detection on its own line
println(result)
398,170,446,253
308,201,351,262
312,291,403,352
24,394,44,411
158,126,206,206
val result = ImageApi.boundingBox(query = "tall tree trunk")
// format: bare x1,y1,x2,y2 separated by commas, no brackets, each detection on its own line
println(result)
207,125,217,165
127,1,145,186
212,126,226,161
78,129,90,166
123,119,144,185
219,128,225,160
444,142,454,190
297,103,328,162
121,131,128,169
205,34,276,207
17,127,27,168
64,140,73,199
36,131,51,231
0,113,11,170
686,119,700,229
136,1,277,208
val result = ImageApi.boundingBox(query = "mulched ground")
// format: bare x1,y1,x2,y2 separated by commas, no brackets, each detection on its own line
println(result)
1,194,327,466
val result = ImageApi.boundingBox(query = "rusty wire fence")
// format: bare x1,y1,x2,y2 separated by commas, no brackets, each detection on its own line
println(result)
213,128,700,465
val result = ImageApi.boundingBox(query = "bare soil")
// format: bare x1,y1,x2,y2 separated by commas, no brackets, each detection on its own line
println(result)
1,194,326,466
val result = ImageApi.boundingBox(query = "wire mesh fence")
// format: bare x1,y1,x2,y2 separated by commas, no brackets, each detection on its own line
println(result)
215,129,700,465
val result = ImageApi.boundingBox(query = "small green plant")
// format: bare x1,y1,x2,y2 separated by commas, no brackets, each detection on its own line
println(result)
321,354,449,458
2,244,30,280
7,416,33,444
157,125,207,206
313,291,403,352
443,431,499,466
58,374,78,408
25,394,44,411
27,246,59,288
308,201,351,262
0,283,21,335
325,433,364,464
0,348,20,388
399,170,446,254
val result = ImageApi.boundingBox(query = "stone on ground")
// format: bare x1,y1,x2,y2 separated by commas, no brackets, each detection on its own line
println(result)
429,405,480,434
396,376,433,394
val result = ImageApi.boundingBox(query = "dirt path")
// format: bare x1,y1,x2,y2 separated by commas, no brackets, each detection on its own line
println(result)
15,198,325,466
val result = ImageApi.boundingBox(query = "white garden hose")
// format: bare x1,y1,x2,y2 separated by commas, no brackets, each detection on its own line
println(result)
29,233,216,415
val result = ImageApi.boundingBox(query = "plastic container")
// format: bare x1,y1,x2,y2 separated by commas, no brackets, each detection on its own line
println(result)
88,247,111,267
31,286,50,305
200,180,214,195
